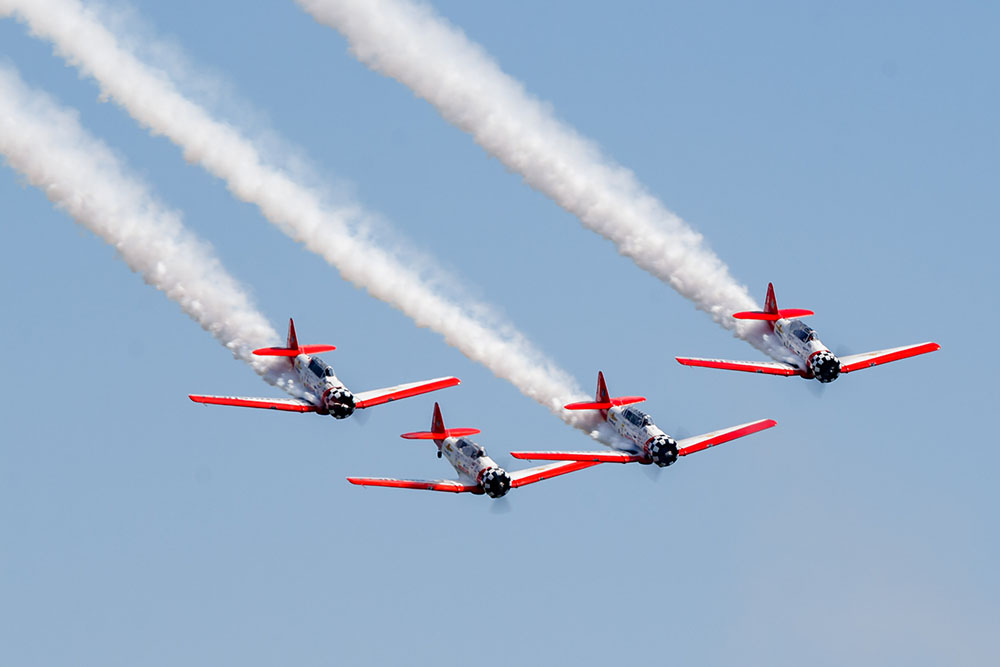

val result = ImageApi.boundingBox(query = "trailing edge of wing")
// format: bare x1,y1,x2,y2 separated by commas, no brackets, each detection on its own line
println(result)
675,357,802,376
839,342,940,374
676,418,778,456
509,460,602,488
346,477,480,493
354,376,461,409
188,394,316,412
509,451,644,464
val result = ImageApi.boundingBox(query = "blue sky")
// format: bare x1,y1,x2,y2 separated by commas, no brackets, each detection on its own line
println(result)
1,1,996,665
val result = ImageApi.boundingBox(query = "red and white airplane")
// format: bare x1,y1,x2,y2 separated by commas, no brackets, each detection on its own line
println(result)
190,319,460,419
347,403,600,498
509,372,776,468
676,283,940,383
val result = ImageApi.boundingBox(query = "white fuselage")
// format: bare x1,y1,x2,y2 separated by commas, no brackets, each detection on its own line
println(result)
439,436,511,497
605,405,679,467
440,436,499,483
293,353,356,417
772,318,841,382
606,405,667,452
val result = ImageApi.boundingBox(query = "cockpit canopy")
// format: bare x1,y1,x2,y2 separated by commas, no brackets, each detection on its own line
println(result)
457,438,486,458
623,407,654,428
789,320,817,343
308,358,336,378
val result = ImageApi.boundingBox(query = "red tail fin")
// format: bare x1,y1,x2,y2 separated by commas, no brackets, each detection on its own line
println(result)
596,371,610,404
763,283,778,316
733,283,814,323
400,403,480,444
253,318,337,357
564,372,645,415
431,402,445,435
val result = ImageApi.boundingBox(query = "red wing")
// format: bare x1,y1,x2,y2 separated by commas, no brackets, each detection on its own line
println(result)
838,342,940,374
346,477,480,493
676,418,777,456
188,394,316,412
508,460,601,488
354,377,460,409
509,451,644,464
675,356,803,376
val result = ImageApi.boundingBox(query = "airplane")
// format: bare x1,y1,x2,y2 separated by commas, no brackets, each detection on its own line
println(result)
190,319,460,419
347,403,601,498
676,283,940,383
509,371,776,468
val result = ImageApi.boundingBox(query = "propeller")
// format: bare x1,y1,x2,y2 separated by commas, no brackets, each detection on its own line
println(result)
490,497,512,514
351,408,371,427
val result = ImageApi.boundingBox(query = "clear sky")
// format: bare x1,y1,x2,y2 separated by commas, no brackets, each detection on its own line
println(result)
1,1,996,665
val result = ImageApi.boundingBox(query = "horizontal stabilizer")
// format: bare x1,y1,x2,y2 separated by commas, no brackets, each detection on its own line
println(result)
346,477,480,493
733,308,814,321
354,376,461,409
839,342,940,374
564,396,646,410
675,357,802,376
677,418,777,456
252,344,336,357
188,394,316,412
510,451,644,464
400,428,481,440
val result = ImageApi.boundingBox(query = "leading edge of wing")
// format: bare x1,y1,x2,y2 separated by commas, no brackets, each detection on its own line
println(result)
188,394,316,412
675,356,802,376
346,477,479,493
509,460,602,487
353,376,461,409
839,342,940,374
676,418,778,456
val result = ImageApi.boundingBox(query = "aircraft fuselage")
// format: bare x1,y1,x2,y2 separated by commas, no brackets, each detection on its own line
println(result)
293,353,356,418
605,405,679,467
772,318,841,382
439,436,511,497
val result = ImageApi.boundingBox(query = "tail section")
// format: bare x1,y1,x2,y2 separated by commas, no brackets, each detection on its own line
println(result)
733,283,814,323
596,370,610,405
763,282,778,317
431,402,445,437
253,318,337,357
400,402,480,445
564,371,646,415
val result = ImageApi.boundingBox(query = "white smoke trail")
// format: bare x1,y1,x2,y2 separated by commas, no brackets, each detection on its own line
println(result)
296,0,784,359
0,0,600,432
0,63,299,392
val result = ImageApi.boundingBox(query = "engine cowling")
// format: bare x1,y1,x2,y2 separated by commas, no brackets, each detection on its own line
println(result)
479,467,512,498
646,435,679,468
808,351,841,383
322,386,356,419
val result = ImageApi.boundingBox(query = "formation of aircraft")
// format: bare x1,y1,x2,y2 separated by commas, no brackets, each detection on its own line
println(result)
189,282,940,501
509,372,776,468
189,319,460,420
676,283,940,383
347,403,600,498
